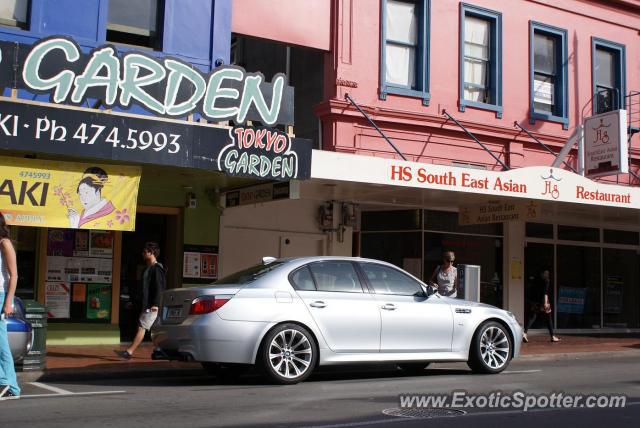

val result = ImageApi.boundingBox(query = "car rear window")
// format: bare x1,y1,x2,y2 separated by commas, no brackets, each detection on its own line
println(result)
214,262,285,285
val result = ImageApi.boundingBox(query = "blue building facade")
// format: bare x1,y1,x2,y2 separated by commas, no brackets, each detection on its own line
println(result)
0,0,232,102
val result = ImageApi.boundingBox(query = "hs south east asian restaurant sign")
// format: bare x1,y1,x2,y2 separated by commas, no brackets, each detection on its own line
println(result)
0,36,312,181
311,151,640,209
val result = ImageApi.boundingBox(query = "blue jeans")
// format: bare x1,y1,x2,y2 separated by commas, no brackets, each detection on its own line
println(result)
0,294,20,395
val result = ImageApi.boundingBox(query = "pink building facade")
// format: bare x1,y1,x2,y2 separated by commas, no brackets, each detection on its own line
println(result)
223,0,640,330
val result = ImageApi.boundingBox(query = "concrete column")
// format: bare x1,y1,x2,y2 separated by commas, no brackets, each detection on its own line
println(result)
505,220,525,325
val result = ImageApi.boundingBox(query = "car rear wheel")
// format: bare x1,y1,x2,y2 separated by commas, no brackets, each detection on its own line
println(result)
260,323,317,385
467,321,512,374
397,362,431,374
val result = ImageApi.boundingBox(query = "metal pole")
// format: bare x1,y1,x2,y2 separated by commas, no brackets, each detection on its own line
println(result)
344,93,407,161
513,122,577,173
442,110,510,170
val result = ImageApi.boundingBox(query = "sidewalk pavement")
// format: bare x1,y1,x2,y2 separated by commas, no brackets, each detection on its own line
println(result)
17,333,640,382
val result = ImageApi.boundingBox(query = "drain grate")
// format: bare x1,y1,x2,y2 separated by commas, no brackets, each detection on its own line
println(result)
383,407,466,419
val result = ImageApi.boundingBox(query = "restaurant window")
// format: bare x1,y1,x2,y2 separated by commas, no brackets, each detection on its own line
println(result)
107,0,163,49
460,4,502,116
380,0,430,105
0,0,28,29
525,222,554,239
592,38,625,114
603,229,639,246
530,22,568,129
557,225,599,242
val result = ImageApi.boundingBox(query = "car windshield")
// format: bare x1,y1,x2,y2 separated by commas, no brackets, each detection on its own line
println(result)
214,261,285,285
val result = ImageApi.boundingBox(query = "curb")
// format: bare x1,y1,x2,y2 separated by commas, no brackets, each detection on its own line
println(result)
519,349,640,361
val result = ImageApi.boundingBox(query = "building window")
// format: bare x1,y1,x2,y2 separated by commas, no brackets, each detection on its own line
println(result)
459,3,502,117
107,0,162,49
0,0,28,29
529,22,569,129
592,38,625,114
379,0,430,105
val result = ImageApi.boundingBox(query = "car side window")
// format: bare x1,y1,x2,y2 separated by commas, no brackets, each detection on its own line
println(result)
290,266,316,291
359,263,423,296
308,261,363,293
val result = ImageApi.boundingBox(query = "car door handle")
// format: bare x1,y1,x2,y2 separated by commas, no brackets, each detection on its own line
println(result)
310,301,327,308
381,303,396,311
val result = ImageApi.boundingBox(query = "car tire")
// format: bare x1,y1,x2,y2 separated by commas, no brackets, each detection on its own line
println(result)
467,321,512,374
397,362,431,374
259,323,317,385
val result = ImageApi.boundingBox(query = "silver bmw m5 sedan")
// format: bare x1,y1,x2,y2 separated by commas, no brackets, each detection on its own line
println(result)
151,257,522,384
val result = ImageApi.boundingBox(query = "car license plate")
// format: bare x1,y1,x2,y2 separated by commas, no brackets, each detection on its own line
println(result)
167,306,183,318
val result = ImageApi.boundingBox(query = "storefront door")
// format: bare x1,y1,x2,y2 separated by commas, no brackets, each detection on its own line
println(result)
119,211,179,341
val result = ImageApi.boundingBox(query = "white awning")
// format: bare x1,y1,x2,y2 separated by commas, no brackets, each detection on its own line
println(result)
310,150,639,210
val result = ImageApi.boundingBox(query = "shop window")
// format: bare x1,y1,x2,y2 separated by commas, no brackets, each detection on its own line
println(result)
459,3,502,117
525,222,553,239
107,0,163,49
425,210,503,236
360,232,422,279
603,229,639,246
557,225,599,242
530,22,569,129
0,0,28,29
44,229,115,323
424,232,503,308
556,245,601,329
592,38,625,114
308,261,364,293
379,0,431,105
361,209,421,231
603,249,640,328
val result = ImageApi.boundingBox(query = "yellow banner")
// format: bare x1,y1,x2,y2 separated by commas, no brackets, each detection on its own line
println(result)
0,156,141,231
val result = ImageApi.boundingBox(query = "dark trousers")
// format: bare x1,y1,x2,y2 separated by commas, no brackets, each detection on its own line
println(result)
525,310,555,337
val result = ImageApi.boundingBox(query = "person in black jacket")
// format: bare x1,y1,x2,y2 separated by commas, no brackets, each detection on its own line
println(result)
115,242,166,359
523,270,560,343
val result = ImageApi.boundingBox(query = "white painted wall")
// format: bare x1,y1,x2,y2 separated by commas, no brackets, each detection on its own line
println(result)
219,198,353,277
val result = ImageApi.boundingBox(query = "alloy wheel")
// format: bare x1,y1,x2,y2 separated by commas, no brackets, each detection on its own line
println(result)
479,326,510,370
268,328,313,379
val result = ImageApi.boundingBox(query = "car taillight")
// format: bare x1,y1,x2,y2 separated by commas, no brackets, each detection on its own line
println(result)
189,296,230,315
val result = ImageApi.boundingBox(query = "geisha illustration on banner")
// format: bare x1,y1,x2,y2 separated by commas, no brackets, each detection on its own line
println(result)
0,156,141,231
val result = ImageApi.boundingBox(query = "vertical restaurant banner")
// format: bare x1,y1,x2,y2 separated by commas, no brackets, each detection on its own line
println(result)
0,156,140,230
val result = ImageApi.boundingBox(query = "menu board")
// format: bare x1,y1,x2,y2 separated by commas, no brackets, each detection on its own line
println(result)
182,245,219,283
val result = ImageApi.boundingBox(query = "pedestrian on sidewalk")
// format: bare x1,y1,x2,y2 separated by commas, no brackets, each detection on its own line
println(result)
523,269,560,343
0,212,20,400
428,251,459,297
115,242,166,359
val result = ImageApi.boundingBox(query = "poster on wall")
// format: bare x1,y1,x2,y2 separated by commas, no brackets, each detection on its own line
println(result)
47,229,74,256
0,156,140,231
86,284,112,320
89,231,114,258
604,276,624,314
45,282,70,319
73,231,90,257
556,287,586,314
45,256,66,282
200,253,219,280
183,252,201,279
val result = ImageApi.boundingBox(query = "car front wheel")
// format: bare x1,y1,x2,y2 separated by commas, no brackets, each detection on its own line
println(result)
260,323,317,384
467,321,512,374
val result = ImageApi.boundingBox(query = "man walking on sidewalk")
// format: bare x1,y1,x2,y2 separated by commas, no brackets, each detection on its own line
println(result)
115,242,166,359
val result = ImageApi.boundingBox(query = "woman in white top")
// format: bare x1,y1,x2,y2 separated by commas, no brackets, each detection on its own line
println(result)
428,251,459,298
0,211,20,399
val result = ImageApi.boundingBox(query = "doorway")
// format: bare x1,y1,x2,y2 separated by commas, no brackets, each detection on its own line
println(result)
119,210,180,342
